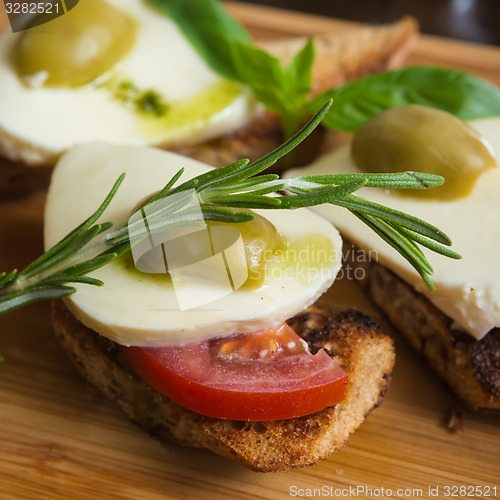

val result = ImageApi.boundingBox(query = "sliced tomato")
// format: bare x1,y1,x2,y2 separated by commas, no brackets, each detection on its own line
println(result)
119,323,348,421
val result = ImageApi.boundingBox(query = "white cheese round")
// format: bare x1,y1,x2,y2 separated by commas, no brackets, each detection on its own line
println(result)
287,118,500,340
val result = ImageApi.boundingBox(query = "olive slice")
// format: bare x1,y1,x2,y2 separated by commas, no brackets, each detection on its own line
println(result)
12,0,137,87
351,104,497,199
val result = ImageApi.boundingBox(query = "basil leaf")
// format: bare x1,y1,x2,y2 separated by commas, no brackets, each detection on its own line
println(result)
307,66,500,132
284,38,315,124
230,43,288,111
231,38,314,136
147,0,251,80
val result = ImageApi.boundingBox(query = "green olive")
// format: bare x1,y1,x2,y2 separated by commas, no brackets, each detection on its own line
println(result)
12,0,136,87
351,104,497,199
208,209,285,288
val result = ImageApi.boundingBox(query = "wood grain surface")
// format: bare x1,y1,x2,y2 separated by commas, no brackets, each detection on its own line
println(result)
0,3,499,499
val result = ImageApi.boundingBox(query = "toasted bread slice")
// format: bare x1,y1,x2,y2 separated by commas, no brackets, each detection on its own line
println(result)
0,17,417,197
365,262,500,411
51,301,394,472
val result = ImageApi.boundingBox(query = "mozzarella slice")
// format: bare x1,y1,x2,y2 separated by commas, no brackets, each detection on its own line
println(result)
287,117,500,340
44,143,343,346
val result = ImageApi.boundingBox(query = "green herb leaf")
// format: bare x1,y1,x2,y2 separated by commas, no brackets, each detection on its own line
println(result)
0,285,76,315
0,269,17,288
329,194,453,245
354,212,436,290
230,38,314,137
308,66,500,132
297,171,445,190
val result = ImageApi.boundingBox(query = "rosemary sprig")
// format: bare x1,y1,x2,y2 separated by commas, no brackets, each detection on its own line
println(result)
0,102,460,314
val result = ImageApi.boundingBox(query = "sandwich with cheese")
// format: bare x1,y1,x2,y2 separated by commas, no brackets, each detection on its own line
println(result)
0,0,417,197
291,105,500,411
44,140,397,472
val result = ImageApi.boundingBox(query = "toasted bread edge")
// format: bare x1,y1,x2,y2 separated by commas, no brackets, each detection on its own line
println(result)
366,262,500,411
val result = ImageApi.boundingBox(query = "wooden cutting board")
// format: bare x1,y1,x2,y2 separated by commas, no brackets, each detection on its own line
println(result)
0,3,499,499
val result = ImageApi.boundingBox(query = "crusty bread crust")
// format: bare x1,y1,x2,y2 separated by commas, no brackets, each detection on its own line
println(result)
51,301,394,472
365,262,500,411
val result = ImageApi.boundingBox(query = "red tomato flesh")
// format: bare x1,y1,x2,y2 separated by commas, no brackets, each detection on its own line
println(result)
119,323,348,421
